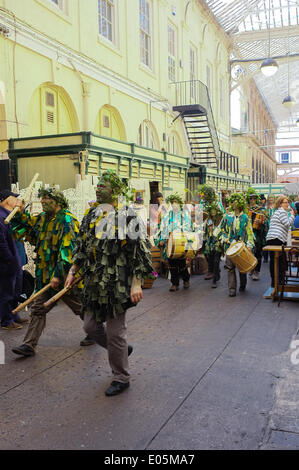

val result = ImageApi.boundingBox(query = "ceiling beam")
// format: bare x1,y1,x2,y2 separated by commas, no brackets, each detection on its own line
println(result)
231,24,299,42
231,52,299,64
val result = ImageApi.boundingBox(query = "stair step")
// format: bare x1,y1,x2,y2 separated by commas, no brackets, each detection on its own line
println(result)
185,119,208,123
185,125,209,129
186,131,212,134
191,147,214,150
188,131,210,134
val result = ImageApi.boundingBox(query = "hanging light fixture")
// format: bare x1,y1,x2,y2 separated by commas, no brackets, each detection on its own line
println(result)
282,11,295,109
282,94,295,108
260,0,279,76
260,57,279,77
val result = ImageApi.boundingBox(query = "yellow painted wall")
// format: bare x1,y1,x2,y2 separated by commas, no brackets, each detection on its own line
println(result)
18,154,77,189
0,0,232,153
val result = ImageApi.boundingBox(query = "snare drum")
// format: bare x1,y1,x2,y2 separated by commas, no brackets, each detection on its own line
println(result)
167,230,201,259
226,241,257,273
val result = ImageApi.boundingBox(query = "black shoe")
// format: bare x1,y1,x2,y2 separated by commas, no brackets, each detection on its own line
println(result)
239,285,246,292
105,381,130,397
229,290,236,297
12,344,35,357
80,335,96,346
211,281,217,288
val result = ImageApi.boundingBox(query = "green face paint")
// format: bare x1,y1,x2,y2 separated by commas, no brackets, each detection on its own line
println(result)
41,196,58,214
96,182,114,204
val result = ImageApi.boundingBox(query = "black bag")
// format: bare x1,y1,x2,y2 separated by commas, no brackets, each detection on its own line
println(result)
21,270,35,299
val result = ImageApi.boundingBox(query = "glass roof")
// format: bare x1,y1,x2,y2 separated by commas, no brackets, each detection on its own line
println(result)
203,0,299,131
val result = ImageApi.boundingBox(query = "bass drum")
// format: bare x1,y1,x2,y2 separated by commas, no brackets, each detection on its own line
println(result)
167,230,201,259
226,241,257,273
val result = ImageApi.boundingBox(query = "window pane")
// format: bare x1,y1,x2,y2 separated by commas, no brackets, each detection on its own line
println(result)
98,0,114,42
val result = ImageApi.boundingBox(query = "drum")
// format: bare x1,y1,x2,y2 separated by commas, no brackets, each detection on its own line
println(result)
226,241,257,273
167,230,201,259
253,213,265,230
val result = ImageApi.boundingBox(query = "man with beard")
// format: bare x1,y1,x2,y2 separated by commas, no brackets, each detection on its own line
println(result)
11,187,94,357
65,171,153,396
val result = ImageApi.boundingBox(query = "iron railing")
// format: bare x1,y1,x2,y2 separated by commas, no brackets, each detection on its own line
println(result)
170,80,220,160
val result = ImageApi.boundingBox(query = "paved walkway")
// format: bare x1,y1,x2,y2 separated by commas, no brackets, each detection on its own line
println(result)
1,263,299,450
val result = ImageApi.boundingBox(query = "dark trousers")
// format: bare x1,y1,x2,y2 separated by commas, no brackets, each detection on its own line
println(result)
254,241,263,272
266,238,285,288
0,270,22,326
168,258,190,286
207,251,221,282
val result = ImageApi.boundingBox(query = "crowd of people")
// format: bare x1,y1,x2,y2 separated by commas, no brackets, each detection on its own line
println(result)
0,175,298,396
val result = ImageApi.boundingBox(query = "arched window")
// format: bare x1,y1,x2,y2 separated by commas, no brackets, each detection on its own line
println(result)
94,104,126,141
28,84,78,135
167,131,182,155
137,120,159,149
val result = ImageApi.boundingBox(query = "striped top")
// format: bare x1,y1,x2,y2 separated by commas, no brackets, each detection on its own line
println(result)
266,208,294,243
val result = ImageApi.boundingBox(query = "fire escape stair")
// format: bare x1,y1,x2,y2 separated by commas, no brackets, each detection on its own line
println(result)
173,104,219,168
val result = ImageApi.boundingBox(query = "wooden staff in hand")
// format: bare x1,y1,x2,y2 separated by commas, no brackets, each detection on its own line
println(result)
12,283,52,314
4,172,39,224
43,275,83,309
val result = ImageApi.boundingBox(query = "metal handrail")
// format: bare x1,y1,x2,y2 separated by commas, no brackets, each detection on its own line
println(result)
170,80,220,159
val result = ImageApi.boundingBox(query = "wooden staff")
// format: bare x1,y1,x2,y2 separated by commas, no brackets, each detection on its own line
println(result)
43,276,83,309
4,172,39,224
12,283,52,314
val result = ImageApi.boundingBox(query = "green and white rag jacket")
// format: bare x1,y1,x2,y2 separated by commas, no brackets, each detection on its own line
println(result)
72,204,153,322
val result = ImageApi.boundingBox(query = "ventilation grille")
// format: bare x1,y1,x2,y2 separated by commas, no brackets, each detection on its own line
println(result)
47,111,55,124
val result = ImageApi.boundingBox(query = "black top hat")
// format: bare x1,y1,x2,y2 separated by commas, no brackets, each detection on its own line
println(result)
0,189,19,202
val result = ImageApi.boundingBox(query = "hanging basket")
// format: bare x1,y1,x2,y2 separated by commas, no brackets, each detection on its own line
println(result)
143,278,155,289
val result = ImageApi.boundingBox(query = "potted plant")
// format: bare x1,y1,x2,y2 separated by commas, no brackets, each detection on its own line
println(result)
143,271,158,289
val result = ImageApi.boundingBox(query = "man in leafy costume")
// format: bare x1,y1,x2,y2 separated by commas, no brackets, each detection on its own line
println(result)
246,188,269,281
155,192,193,292
65,171,153,396
198,185,224,287
11,187,93,358
214,192,254,297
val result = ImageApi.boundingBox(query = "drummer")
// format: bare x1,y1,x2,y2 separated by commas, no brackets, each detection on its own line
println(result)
214,192,255,297
155,192,192,292
197,185,224,287
246,188,269,281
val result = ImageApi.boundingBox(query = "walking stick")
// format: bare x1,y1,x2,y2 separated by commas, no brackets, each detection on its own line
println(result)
12,283,52,314
4,173,39,224
43,276,83,309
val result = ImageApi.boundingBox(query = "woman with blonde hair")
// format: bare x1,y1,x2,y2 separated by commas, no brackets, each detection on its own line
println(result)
266,196,295,287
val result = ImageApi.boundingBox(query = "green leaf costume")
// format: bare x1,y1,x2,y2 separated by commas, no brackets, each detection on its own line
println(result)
72,204,153,322
12,209,80,291
249,204,269,247
214,212,255,253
